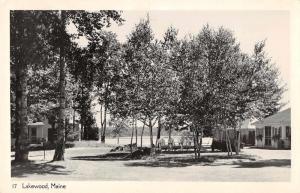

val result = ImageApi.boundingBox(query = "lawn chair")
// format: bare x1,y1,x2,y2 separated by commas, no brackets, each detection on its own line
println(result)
168,138,175,151
201,137,213,151
156,138,166,152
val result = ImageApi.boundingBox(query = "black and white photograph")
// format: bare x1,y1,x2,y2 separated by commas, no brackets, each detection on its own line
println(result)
1,0,300,192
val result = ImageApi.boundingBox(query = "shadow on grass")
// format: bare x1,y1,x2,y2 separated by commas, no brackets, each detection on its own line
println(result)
124,158,290,169
71,152,131,161
124,154,255,168
161,150,218,154
124,157,213,168
11,161,72,178
233,159,291,168
247,147,291,150
124,153,290,168
70,151,290,169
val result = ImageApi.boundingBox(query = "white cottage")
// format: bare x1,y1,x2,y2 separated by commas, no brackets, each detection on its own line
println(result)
253,108,291,149
27,119,81,144
212,119,256,146
240,119,256,146
28,120,51,144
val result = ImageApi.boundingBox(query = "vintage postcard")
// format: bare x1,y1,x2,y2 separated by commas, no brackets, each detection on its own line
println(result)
1,0,300,193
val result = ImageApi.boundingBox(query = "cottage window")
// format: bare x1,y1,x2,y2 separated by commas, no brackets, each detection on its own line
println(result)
286,126,291,139
32,127,37,136
265,126,271,146
278,127,282,138
257,128,263,135
31,127,37,143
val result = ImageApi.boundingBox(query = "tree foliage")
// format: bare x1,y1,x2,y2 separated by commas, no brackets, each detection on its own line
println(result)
10,10,124,161
11,11,285,161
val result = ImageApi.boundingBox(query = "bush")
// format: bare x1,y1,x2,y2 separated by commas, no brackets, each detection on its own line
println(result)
28,141,75,151
256,134,263,141
272,134,281,141
278,139,285,149
66,130,80,142
211,140,242,152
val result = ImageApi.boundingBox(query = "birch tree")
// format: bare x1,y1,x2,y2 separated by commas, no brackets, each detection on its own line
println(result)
11,10,123,161
11,11,56,161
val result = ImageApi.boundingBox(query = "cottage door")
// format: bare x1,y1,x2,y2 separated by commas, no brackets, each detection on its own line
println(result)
248,131,255,146
31,127,37,143
265,126,271,147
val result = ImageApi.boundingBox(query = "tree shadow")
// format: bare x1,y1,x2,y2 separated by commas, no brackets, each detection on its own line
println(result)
233,159,291,168
124,160,192,167
71,151,290,169
11,161,72,178
160,150,215,154
71,152,131,161
124,154,291,168
125,156,290,168
247,147,291,150
124,156,216,168
157,153,256,163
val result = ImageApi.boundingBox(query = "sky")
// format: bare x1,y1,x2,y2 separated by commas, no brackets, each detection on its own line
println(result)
89,10,290,126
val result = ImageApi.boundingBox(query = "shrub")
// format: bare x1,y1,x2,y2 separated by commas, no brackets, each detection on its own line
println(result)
256,134,263,141
272,134,280,141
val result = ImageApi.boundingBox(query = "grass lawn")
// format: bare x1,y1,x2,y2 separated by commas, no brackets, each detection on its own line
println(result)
11,143,290,181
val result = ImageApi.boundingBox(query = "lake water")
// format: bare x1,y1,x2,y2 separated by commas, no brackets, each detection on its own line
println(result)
104,136,180,146
104,136,212,146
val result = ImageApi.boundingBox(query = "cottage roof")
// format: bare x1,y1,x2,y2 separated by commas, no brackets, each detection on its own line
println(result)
240,119,256,129
28,122,45,126
253,108,291,127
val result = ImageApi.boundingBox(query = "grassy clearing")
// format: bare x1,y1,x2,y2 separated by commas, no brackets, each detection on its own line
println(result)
11,145,290,181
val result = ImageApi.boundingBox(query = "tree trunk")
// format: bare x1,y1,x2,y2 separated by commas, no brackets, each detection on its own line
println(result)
64,118,69,141
234,127,240,155
100,102,107,143
135,119,138,145
168,126,172,142
84,125,88,140
130,117,134,153
102,103,107,143
198,127,204,158
225,129,230,156
140,121,145,147
234,127,237,154
53,54,66,160
72,106,75,132
225,129,233,156
192,124,201,160
149,119,154,155
149,120,153,147
14,56,29,162
155,116,161,146
80,121,83,141
100,84,109,143
53,11,66,161
237,123,241,154
192,129,197,159
195,130,200,159
99,104,103,141
82,124,85,140
237,130,240,152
